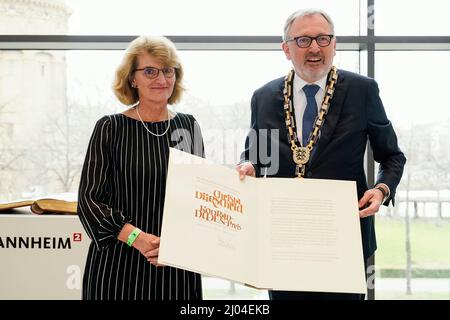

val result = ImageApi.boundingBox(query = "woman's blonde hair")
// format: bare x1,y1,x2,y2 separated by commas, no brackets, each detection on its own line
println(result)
113,35,184,106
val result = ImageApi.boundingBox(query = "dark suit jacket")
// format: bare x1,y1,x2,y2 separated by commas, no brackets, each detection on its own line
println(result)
241,69,406,259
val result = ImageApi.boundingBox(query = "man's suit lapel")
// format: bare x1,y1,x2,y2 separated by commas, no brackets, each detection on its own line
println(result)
310,70,347,166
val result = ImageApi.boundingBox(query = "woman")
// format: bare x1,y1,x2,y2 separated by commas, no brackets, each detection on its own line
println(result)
77,36,204,300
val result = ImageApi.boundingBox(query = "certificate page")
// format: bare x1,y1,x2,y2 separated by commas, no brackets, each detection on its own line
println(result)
159,148,260,285
257,178,366,294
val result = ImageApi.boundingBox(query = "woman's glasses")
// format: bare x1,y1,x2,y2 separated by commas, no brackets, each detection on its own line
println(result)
134,66,176,79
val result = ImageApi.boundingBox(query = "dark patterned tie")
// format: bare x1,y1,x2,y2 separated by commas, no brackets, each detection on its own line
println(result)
302,84,320,146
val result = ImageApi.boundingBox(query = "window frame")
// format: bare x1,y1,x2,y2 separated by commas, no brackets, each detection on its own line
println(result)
1,0,450,300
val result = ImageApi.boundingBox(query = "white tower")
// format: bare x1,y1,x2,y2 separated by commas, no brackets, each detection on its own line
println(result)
0,0,72,200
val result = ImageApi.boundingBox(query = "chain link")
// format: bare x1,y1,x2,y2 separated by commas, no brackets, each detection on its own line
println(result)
283,66,338,178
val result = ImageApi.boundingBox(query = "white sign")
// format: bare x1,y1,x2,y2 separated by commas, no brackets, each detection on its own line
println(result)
0,214,90,299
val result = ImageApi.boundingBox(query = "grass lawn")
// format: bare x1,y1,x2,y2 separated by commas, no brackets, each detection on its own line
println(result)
376,291,450,300
375,217,450,270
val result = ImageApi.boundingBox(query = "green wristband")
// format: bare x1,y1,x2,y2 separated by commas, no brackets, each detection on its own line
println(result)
127,228,141,247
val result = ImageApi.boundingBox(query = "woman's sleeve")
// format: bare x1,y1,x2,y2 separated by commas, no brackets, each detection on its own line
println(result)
190,115,205,158
77,116,130,251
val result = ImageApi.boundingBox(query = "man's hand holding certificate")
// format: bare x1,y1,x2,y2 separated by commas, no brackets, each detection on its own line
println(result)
159,148,366,294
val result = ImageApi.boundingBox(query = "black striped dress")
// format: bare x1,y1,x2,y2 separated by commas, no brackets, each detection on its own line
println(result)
77,112,204,300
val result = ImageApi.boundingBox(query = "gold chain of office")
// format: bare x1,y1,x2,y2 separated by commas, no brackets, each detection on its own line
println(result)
283,66,338,178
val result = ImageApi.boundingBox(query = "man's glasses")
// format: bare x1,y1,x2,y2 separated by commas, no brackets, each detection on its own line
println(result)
134,66,176,79
286,35,334,48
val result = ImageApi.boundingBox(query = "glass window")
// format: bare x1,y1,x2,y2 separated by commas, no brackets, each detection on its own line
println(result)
0,48,358,197
0,48,359,298
0,0,361,36
179,50,359,167
375,51,450,300
376,0,450,35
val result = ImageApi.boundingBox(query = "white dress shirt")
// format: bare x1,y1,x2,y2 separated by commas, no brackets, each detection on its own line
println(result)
292,73,328,146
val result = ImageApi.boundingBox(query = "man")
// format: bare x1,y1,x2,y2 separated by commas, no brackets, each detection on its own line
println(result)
237,9,406,300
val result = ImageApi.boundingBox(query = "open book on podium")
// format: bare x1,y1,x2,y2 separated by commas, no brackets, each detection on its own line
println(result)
0,198,77,215
159,148,367,294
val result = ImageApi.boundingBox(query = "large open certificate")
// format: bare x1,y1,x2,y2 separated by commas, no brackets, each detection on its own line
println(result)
159,148,367,294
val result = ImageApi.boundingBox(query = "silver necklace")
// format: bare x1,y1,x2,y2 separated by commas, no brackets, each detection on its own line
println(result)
135,104,171,137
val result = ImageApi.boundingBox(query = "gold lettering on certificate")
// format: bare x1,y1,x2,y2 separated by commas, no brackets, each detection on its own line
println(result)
194,190,244,231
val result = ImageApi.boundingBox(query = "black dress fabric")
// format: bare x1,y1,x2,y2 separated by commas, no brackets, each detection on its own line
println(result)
77,112,204,300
